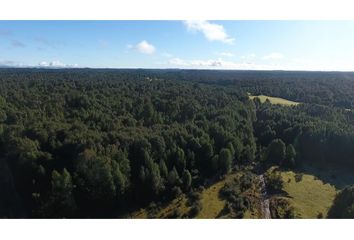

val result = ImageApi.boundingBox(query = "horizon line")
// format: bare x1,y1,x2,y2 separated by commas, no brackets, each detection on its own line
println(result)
1,66,354,73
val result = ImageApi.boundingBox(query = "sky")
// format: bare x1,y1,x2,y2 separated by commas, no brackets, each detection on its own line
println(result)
0,20,354,71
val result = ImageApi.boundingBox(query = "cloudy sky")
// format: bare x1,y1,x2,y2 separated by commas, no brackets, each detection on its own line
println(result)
1,20,354,71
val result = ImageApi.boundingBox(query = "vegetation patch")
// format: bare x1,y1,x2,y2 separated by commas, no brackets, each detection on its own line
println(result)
269,197,295,218
218,171,261,218
131,171,261,219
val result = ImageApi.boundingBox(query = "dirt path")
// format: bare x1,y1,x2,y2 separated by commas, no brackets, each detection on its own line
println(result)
259,174,271,219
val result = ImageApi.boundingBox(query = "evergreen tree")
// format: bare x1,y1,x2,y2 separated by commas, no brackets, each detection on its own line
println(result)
44,168,76,218
267,139,286,165
168,167,180,186
219,148,232,174
159,160,168,179
182,169,192,191
284,144,296,168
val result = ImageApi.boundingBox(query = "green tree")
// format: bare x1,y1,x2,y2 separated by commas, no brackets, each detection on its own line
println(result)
265,171,284,193
111,161,128,196
284,144,296,168
148,162,164,195
182,169,192,191
159,160,168,178
174,147,186,173
75,153,116,207
168,167,180,186
227,142,235,157
198,141,214,175
267,139,286,164
231,137,243,162
211,154,219,174
44,168,76,218
219,148,232,174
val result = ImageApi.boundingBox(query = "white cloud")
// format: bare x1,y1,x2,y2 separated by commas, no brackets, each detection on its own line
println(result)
167,57,269,69
262,52,284,60
166,56,354,71
129,40,156,55
219,52,234,57
184,20,235,44
38,60,78,68
0,59,77,68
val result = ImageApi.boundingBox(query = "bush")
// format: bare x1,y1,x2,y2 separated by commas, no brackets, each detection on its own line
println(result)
295,173,303,182
188,201,202,218
187,191,201,206
265,171,284,193
270,197,295,219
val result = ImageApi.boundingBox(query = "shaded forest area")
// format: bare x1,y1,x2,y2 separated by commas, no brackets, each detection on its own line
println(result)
1,69,354,218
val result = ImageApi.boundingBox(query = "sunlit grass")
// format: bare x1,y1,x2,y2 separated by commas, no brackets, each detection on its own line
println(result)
249,94,300,106
279,170,337,218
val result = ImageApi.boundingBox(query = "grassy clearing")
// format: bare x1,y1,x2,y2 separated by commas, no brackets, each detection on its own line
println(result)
249,94,300,106
279,170,337,218
196,177,229,218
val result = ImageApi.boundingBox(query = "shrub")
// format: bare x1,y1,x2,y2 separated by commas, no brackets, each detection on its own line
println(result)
188,201,202,218
265,171,284,193
294,173,303,182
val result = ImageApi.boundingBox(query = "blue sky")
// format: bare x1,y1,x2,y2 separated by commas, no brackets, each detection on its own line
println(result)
0,21,354,70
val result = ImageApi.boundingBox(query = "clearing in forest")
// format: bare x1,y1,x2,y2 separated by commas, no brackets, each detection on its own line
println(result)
279,170,337,218
249,94,300,106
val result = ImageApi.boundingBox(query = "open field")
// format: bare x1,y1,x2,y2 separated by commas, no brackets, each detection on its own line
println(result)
279,170,337,218
195,177,229,219
249,94,300,106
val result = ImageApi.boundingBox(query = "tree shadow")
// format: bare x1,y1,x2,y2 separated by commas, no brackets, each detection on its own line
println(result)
296,162,354,190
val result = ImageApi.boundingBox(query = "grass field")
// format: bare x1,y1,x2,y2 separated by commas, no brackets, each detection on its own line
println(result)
249,94,300,106
279,170,337,218
195,177,229,218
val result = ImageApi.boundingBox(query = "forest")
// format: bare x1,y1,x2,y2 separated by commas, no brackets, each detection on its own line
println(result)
1,68,354,218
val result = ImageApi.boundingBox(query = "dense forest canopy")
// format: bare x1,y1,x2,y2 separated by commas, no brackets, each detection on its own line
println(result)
1,68,354,218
